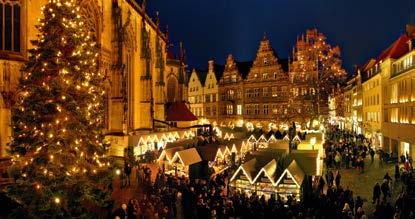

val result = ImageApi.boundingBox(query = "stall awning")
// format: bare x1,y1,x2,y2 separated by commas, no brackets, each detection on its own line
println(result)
172,148,202,166
286,160,305,186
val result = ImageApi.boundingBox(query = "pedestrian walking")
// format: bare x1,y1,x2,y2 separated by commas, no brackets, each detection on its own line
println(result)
394,163,400,181
370,148,375,164
381,179,391,201
373,182,381,204
335,170,341,187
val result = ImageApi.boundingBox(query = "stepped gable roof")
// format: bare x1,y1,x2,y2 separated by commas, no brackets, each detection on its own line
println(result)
214,64,225,82
236,61,253,79
377,34,411,63
166,102,197,122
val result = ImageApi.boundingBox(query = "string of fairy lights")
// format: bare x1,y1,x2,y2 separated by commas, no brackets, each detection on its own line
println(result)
11,0,111,206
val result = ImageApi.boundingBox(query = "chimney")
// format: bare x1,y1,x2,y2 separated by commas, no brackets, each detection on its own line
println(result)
406,24,415,39
208,59,214,72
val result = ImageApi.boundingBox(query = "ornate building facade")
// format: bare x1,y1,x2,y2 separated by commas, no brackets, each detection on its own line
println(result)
0,0,187,157
212,30,346,130
243,36,290,127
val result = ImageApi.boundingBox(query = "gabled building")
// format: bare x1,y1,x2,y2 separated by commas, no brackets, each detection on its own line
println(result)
343,68,363,133
243,35,290,127
362,58,383,148
203,60,223,124
381,26,415,157
188,69,206,118
218,54,251,127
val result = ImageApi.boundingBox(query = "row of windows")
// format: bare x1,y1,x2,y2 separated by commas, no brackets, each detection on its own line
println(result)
363,79,380,92
222,72,284,83
384,107,415,124
191,107,204,117
204,106,217,116
392,55,414,75
364,94,380,106
365,111,380,122
0,3,21,52
189,86,199,92
387,77,415,104
221,89,242,101
252,72,282,80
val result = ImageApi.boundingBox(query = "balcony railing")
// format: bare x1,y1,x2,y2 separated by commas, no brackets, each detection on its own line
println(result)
391,62,415,78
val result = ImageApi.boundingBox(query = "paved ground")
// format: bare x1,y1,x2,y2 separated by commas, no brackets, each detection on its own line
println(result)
326,155,400,215
111,163,159,206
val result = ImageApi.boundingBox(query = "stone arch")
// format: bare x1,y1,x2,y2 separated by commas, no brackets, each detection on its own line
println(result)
77,0,102,42
166,73,178,103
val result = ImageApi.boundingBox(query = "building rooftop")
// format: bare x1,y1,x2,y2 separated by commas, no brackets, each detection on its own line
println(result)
165,102,197,122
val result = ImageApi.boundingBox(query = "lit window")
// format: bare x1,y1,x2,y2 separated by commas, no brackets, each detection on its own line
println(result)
226,105,233,115
237,105,242,115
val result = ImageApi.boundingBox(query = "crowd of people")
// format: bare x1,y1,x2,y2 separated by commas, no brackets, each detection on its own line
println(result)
112,127,414,219
324,128,373,172
113,168,381,219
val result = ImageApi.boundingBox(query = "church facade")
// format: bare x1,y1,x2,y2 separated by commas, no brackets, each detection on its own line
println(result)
0,0,187,157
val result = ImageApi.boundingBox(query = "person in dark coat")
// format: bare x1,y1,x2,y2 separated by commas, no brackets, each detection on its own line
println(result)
113,203,128,219
318,176,325,193
370,148,375,163
124,161,132,187
335,171,341,187
373,182,381,204
380,180,391,201
394,163,400,181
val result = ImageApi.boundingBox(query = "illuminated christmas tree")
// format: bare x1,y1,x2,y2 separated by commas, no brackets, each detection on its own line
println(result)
6,0,113,217
290,29,347,124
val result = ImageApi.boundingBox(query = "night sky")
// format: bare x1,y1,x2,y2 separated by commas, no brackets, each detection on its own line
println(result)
146,0,415,74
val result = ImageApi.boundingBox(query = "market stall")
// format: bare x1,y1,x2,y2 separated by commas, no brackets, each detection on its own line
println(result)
169,148,202,177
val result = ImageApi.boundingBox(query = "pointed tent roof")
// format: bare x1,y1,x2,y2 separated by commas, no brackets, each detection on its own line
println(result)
258,134,267,142
172,148,202,166
275,160,305,187
230,158,258,183
166,102,197,122
253,159,277,184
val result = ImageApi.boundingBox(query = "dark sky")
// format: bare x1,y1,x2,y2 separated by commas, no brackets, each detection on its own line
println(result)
146,0,415,73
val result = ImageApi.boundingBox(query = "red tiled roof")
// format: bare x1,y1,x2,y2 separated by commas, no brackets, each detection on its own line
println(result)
377,34,410,63
166,102,197,121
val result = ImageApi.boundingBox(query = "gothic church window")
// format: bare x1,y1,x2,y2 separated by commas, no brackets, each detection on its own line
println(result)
0,1,20,52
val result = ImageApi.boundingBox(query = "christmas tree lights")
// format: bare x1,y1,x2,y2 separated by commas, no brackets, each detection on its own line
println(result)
6,0,113,217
